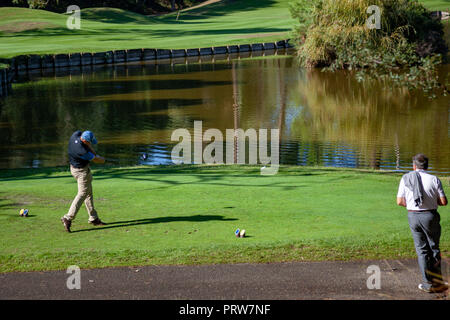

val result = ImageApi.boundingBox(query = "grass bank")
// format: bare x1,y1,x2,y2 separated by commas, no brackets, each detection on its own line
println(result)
0,0,294,59
0,0,446,59
0,165,449,273
420,0,450,11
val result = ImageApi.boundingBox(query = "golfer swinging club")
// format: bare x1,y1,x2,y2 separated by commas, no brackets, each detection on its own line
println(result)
61,130,106,233
397,154,448,293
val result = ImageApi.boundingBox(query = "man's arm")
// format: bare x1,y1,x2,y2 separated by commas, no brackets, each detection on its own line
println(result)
91,155,105,164
436,178,447,206
438,196,448,206
397,197,406,207
80,138,104,164
83,141,97,156
80,152,105,164
397,177,406,207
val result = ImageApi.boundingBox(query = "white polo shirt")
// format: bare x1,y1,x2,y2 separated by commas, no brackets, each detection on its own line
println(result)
397,169,446,211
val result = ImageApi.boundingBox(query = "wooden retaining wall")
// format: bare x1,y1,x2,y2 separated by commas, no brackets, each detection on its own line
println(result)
0,39,294,97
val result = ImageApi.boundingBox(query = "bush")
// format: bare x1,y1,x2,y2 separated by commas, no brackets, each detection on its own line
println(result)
290,0,449,98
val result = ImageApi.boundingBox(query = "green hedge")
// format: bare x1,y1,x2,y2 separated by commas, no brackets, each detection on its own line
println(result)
290,0,448,98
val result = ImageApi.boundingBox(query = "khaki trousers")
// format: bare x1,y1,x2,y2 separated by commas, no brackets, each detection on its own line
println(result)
64,165,98,222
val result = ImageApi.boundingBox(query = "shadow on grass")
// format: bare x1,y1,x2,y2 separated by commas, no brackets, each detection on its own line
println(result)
80,8,160,25
74,0,281,25
71,214,237,233
3,26,290,39
83,165,332,191
163,0,279,22
0,165,398,187
0,193,33,211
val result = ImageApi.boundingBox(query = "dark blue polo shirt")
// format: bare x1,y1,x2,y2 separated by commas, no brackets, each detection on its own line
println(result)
68,131,95,168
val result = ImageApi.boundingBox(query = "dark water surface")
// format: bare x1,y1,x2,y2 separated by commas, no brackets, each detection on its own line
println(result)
0,50,449,174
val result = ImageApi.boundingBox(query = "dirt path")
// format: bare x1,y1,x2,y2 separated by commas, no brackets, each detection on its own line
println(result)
0,259,448,300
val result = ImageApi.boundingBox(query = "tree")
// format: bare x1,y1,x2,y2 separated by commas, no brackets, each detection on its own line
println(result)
290,0,448,98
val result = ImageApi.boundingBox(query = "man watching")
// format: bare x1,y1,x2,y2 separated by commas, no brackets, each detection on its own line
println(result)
397,153,448,293
61,130,106,233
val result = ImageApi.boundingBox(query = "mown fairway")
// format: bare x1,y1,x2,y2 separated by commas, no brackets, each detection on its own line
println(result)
0,0,294,58
0,0,447,59
421,0,450,11
0,165,449,272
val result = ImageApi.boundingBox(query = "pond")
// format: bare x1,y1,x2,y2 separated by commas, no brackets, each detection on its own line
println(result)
0,50,449,174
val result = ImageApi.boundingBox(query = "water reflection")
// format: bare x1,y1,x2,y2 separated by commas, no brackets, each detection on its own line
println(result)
0,51,448,174
292,65,450,173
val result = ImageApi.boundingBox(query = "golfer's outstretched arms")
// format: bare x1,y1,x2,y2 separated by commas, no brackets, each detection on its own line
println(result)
92,155,106,164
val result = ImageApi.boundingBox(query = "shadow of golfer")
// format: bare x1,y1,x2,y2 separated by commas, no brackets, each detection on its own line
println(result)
71,214,238,233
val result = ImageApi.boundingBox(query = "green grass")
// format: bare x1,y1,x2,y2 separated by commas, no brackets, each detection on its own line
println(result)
0,0,295,59
421,0,450,58
0,0,446,59
0,165,449,273
420,0,450,11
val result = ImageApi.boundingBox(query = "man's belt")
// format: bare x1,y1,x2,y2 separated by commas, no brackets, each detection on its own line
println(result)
408,209,437,213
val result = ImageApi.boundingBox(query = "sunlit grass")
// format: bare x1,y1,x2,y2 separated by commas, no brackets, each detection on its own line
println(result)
0,1,446,59
420,0,450,11
0,165,448,272
0,0,294,58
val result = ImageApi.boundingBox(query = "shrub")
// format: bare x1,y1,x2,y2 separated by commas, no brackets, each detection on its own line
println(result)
290,0,449,98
